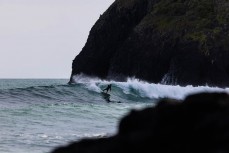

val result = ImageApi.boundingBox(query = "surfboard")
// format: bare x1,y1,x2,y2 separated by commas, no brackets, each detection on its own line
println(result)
101,91,110,96
101,92,121,103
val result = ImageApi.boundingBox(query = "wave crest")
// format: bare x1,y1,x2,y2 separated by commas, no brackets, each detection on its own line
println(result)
1,77,229,105
72,75,229,100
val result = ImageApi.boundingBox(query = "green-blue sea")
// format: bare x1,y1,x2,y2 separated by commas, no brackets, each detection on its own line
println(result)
0,77,228,153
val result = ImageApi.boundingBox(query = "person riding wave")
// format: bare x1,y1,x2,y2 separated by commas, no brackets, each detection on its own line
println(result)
103,84,111,93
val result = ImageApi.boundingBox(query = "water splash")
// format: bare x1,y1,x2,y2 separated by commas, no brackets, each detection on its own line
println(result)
72,75,229,100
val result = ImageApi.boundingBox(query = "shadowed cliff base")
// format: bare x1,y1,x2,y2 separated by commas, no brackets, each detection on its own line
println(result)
70,0,229,87
51,92,229,153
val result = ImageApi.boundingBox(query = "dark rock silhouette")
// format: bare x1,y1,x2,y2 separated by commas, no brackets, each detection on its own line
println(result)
51,92,229,153
70,0,229,87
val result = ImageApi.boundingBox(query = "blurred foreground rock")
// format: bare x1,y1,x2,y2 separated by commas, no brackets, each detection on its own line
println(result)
51,92,229,153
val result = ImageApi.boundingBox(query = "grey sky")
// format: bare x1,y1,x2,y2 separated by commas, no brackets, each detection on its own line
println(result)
0,0,114,78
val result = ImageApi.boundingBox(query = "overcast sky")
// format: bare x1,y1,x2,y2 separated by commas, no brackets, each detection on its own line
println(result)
0,0,115,78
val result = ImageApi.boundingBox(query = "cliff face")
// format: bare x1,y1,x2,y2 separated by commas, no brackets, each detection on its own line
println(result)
71,0,229,87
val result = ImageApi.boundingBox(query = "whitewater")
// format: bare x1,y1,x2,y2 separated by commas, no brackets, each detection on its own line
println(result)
0,78,228,153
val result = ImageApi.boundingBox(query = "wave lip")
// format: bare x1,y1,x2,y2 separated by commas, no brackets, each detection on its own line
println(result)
1,77,228,105
72,75,229,100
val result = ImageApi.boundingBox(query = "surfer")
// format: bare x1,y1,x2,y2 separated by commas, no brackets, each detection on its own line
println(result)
103,84,112,93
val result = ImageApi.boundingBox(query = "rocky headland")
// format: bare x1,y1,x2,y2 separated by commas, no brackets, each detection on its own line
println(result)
70,0,229,87
51,92,229,153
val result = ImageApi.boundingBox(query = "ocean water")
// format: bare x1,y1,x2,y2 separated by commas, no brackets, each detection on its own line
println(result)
0,78,229,153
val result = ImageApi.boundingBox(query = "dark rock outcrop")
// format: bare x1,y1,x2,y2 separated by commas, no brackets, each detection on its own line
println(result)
70,0,229,87
51,92,229,153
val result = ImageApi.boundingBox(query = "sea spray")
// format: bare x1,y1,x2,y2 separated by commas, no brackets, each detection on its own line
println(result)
72,75,229,100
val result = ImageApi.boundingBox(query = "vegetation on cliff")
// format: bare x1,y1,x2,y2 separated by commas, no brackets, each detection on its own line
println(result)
144,0,229,56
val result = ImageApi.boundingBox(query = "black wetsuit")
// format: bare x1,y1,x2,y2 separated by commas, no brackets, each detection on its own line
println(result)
103,85,111,93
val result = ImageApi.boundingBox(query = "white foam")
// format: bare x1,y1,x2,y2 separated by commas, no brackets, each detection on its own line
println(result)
116,78,229,99
72,75,229,100
72,74,103,92
72,74,101,83
72,133,109,139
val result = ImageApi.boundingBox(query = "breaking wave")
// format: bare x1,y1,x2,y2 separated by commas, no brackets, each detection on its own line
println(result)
1,76,229,105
